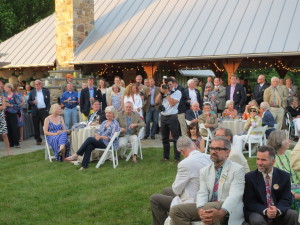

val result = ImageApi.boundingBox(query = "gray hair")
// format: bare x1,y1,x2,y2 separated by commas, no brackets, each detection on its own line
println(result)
271,76,279,82
105,105,118,118
187,79,195,86
225,100,234,108
290,97,298,104
260,101,270,110
267,130,287,152
177,136,195,152
124,101,134,107
211,136,231,151
214,128,233,143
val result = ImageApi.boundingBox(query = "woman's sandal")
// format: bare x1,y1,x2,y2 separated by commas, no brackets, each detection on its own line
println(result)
65,155,78,161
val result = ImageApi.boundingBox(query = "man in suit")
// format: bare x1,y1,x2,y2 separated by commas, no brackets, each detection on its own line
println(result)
214,77,226,113
80,76,102,118
117,101,145,163
260,102,276,138
226,75,246,113
28,79,50,145
144,78,160,139
263,76,288,130
86,100,106,125
185,102,202,123
169,137,245,225
253,75,269,106
183,79,202,112
243,145,298,225
150,136,211,225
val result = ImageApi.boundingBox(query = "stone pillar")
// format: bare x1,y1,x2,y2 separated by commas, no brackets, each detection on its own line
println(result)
55,0,94,71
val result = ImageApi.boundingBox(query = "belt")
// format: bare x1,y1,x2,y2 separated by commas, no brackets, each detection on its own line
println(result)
150,105,155,107
37,108,46,110
272,106,281,108
161,114,177,118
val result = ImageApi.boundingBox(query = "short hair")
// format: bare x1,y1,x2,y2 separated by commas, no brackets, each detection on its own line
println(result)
214,127,233,143
271,76,279,82
166,77,175,84
257,145,276,160
248,100,258,107
35,79,42,85
260,101,270,110
49,103,61,114
267,130,287,152
187,79,194,86
258,74,265,79
211,136,231,151
136,75,143,79
203,102,212,108
114,76,121,80
4,83,14,92
231,75,237,79
177,136,195,152
290,97,298,105
105,105,117,118
92,100,100,106
124,101,134,107
225,100,234,108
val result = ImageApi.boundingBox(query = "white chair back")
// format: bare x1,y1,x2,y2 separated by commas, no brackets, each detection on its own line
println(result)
125,126,145,161
43,127,56,162
185,119,192,126
95,130,121,168
199,123,214,154
242,126,266,158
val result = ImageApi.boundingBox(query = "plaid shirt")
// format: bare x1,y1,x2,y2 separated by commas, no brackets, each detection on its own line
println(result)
97,119,120,150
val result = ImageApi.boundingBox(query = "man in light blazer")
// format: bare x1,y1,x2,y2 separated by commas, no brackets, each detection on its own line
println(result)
117,101,145,163
169,137,245,225
28,79,50,145
150,137,211,225
226,75,246,113
253,75,269,106
214,77,226,113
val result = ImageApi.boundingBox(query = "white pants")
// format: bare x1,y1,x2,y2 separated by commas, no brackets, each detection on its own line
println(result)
293,118,300,136
119,134,138,156
232,135,262,152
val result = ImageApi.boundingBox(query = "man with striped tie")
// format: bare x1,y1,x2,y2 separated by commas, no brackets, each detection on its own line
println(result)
243,145,298,225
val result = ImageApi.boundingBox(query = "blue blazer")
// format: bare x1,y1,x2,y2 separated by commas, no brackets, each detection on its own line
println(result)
28,88,50,116
185,109,202,121
262,110,276,138
182,88,203,111
243,168,292,222
225,84,246,110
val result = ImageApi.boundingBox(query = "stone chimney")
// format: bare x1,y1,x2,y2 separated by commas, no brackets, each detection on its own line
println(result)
55,0,94,71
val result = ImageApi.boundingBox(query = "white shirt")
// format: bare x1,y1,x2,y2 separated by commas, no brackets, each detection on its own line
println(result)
161,89,182,115
188,89,197,105
36,89,46,109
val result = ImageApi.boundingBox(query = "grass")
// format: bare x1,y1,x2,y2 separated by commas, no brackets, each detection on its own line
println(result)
0,148,257,225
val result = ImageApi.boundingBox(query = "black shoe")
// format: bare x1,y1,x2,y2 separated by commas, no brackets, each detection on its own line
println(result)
143,135,149,140
36,141,42,145
151,136,155,140
160,158,169,162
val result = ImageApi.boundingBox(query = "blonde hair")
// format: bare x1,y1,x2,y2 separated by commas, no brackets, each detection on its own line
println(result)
124,83,137,97
4,83,14,92
49,103,61,114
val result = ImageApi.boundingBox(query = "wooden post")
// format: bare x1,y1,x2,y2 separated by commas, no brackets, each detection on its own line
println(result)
142,62,159,78
222,58,242,84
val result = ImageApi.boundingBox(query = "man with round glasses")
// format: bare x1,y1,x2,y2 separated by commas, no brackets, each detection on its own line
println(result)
169,137,245,225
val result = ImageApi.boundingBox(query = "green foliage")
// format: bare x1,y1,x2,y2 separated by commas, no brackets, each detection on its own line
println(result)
0,0,54,42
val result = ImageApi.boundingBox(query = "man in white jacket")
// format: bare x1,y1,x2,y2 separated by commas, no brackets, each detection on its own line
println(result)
150,137,211,225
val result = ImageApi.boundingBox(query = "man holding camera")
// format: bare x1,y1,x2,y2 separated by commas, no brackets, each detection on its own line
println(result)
155,77,182,163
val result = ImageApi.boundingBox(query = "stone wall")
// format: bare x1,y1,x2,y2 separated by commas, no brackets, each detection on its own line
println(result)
55,0,94,70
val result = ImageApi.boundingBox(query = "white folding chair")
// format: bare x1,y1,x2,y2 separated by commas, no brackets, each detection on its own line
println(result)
125,127,144,161
242,126,266,158
199,123,214,154
263,124,277,145
44,134,56,162
95,131,121,169
185,119,192,126
286,111,294,139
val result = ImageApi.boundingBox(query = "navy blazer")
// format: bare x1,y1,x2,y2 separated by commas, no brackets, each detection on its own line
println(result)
185,109,202,121
243,168,292,222
28,88,50,116
182,88,203,111
225,83,246,110
80,87,102,117
253,83,270,105
262,110,276,138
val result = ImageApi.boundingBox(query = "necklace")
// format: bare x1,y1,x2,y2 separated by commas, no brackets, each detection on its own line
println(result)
276,153,294,183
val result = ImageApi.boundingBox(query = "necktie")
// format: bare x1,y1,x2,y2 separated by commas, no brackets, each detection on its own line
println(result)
89,112,96,123
211,167,222,202
195,111,198,118
265,174,272,207
259,85,262,92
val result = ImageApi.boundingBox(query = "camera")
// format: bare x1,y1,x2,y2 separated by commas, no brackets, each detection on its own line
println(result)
161,84,169,89
159,105,165,112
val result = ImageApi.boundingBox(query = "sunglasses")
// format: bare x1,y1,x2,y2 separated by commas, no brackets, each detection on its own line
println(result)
209,147,228,152
249,110,257,112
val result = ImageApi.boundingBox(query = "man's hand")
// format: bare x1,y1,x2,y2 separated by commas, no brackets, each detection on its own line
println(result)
121,128,126,133
160,87,169,94
199,208,227,225
266,206,277,219
129,123,137,129
192,119,198,123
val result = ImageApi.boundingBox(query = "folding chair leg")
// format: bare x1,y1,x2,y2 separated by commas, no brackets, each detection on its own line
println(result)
248,143,252,158
96,150,109,168
126,150,133,161
139,141,143,160
204,140,209,154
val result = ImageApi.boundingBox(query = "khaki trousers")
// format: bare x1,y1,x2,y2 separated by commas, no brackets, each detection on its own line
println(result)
169,202,227,225
270,107,284,130
178,113,187,136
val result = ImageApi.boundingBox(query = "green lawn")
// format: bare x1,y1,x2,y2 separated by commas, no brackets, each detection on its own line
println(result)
0,148,257,225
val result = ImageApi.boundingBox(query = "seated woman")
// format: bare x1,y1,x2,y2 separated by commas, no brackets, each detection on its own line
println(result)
286,97,300,138
222,100,237,119
243,100,261,119
198,102,218,137
232,106,262,151
187,122,204,152
43,104,70,161
268,130,300,213
66,106,120,170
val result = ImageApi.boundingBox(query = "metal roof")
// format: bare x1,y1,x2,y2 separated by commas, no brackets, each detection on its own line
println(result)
1,0,300,68
73,0,300,64
179,69,215,77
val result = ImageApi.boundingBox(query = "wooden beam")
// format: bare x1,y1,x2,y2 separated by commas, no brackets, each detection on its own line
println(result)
142,62,159,78
221,58,242,84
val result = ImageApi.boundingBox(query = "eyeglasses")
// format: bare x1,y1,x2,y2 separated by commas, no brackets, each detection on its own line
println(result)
209,147,228,152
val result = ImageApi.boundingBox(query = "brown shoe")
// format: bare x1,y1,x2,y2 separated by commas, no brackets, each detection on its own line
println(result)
36,141,42,145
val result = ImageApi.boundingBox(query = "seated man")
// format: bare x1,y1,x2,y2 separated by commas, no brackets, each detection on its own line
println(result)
117,101,145,163
198,102,218,137
150,137,211,225
186,102,202,124
243,145,298,225
260,101,276,138
214,127,250,173
169,137,245,225
86,100,106,126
